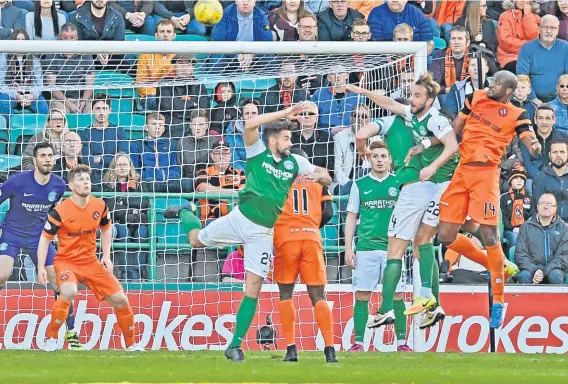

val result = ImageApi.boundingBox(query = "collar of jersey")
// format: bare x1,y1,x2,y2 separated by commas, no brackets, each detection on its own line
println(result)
412,107,436,123
368,172,392,183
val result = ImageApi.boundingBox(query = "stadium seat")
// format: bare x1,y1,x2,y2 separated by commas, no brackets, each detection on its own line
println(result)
66,114,93,130
200,78,278,100
433,37,447,50
156,222,190,244
154,197,189,220
174,34,208,42
94,71,135,98
125,34,157,42
0,115,8,154
108,113,146,134
9,114,48,155
110,98,135,113
0,201,9,223
0,154,21,172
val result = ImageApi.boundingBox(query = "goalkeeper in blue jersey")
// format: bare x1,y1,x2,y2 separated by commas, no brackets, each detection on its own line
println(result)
0,143,82,350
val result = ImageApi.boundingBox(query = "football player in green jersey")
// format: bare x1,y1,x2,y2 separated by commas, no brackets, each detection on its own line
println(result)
345,140,412,352
348,74,458,330
164,103,332,362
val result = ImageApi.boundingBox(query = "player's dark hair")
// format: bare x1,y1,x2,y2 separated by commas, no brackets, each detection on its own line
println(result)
239,98,260,114
91,93,110,109
536,104,556,117
263,120,294,142
33,142,55,158
290,147,309,160
549,138,568,152
68,164,92,182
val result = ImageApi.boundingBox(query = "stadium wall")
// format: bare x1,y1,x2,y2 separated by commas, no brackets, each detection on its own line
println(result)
1,286,567,354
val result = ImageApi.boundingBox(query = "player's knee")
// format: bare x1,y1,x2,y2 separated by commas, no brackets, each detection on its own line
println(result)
355,291,372,301
307,286,325,306
479,226,499,247
394,292,404,301
0,272,9,286
278,284,294,300
108,292,129,308
189,232,202,248
59,283,77,301
438,231,457,247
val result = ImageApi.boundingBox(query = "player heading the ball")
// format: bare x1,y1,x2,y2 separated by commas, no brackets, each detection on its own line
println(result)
38,165,143,352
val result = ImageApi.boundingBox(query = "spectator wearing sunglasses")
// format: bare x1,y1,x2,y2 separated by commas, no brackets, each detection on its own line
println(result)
549,74,568,131
291,101,334,177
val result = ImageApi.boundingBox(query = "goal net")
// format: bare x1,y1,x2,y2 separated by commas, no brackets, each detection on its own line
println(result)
0,40,429,352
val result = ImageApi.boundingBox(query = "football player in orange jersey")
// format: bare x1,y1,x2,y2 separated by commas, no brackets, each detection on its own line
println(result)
37,165,142,352
408,71,542,328
273,148,336,363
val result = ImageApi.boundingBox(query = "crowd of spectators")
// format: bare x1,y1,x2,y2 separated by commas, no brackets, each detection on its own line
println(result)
2,0,568,285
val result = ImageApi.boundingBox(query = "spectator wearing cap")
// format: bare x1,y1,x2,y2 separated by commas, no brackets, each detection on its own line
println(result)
368,0,433,43
548,74,568,131
192,140,246,283
0,0,25,40
156,53,210,138
316,0,363,41
517,14,568,104
259,61,310,113
226,99,260,172
431,25,471,99
211,0,273,71
136,19,177,111
312,71,362,133
291,100,334,175
500,164,535,248
178,109,218,182
210,82,239,134
515,192,568,285
521,105,568,182
533,139,568,221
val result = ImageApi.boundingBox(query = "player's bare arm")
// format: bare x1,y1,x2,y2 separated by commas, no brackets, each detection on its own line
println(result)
243,103,306,147
307,166,332,186
520,133,542,157
346,84,406,116
355,123,380,157
36,235,51,285
452,114,467,136
344,211,358,269
405,116,464,164
100,225,113,274
419,131,459,181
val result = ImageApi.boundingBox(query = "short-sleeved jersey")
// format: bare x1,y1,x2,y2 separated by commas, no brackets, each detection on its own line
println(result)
0,171,66,239
42,196,111,264
238,139,316,228
347,173,399,252
273,177,331,248
459,90,534,167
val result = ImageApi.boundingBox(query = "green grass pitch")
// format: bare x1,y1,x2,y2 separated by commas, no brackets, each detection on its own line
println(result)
0,351,566,384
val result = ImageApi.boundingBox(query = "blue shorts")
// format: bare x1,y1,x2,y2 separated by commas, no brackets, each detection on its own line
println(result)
0,230,56,267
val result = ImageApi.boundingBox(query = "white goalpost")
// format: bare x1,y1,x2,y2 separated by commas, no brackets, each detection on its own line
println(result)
0,40,429,352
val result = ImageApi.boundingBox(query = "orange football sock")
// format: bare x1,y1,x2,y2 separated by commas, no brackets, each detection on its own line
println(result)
115,305,135,348
486,244,505,304
47,298,71,339
448,234,489,269
314,300,334,348
278,299,297,346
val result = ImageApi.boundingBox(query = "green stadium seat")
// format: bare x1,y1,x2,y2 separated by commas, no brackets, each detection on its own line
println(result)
108,113,146,134
0,201,9,223
156,222,190,244
0,154,21,172
0,115,8,154
94,71,135,98
125,34,157,42
66,114,93,130
174,34,208,42
110,98,134,113
9,114,48,155
433,37,447,50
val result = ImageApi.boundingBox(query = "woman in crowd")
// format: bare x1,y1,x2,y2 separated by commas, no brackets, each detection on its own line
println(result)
102,153,150,281
544,0,568,41
25,0,66,40
21,108,68,170
0,30,48,115
455,0,498,55
268,0,312,41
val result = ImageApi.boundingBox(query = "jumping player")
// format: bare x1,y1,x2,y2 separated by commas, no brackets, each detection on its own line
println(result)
344,141,411,352
38,165,142,351
273,148,335,362
163,103,332,362
348,74,458,329
419,71,541,328
0,142,82,349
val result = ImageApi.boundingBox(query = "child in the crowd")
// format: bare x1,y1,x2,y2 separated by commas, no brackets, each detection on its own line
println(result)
512,75,538,122
210,82,239,134
500,164,535,248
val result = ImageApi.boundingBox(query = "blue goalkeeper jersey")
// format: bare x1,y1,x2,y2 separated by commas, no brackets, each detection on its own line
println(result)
0,171,66,240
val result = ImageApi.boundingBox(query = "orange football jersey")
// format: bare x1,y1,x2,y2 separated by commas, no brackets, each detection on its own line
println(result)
458,90,534,167
273,177,331,248
42,197,112,264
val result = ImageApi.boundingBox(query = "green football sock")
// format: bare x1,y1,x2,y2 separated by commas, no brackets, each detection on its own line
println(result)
229,295,258,348
393,299,407,342
418,243,435,296
378,259,402,314
432,257,440,309
179,209,202,233
353,299,369,344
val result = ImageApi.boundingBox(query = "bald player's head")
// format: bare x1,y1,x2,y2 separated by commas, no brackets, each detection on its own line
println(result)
487,70,518,102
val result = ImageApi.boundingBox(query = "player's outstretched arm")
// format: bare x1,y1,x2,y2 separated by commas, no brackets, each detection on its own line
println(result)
308,166,332,187
355,122,380,157
346,84,406,116
100,226,113,274
37,236,51,285
243,103,306,147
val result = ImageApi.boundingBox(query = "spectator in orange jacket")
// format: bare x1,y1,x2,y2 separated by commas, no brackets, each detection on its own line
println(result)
348,0,383,18
435,0,465,43
496,0,541,73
